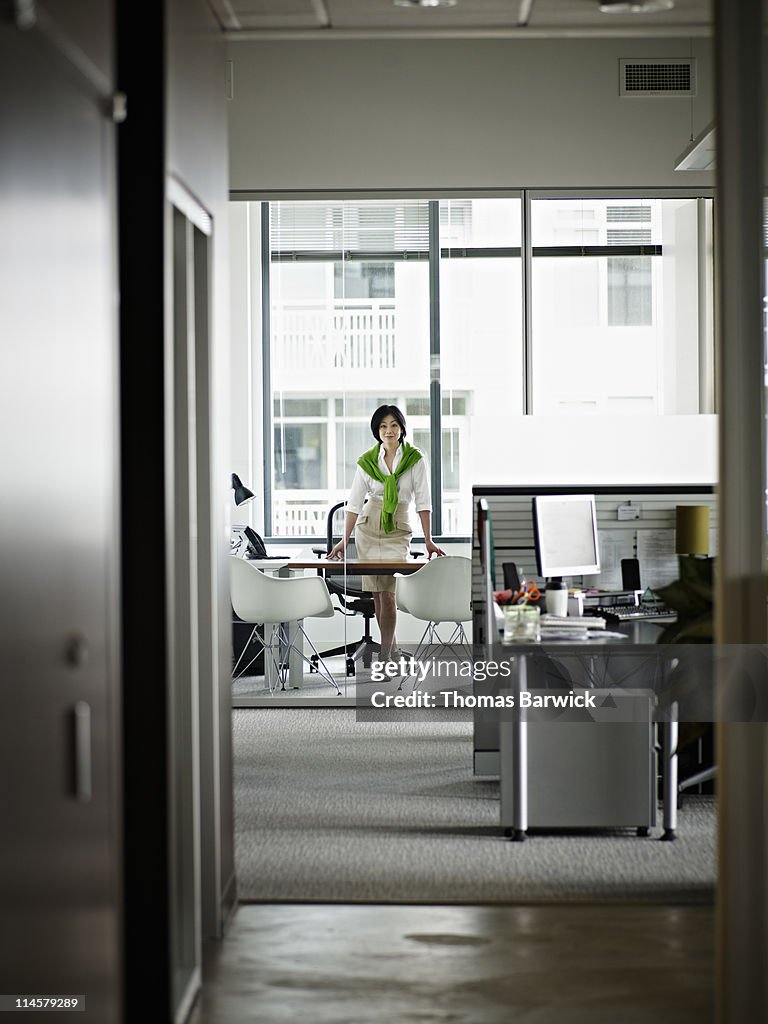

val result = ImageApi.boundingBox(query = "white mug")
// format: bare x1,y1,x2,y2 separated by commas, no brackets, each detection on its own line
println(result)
547,584,568,617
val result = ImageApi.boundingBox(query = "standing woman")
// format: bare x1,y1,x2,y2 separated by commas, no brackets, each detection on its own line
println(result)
328,404,445,661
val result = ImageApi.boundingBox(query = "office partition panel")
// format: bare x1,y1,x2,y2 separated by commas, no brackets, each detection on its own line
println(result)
0,9,122,1018
471,484,717,645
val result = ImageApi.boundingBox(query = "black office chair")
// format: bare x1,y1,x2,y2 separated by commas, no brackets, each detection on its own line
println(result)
309,501,379,676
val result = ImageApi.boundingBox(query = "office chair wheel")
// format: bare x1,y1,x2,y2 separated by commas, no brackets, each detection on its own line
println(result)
346,657,355,677
636,827,650,837
309,654,318,673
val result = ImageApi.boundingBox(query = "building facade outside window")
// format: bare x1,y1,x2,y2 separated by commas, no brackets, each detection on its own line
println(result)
530,197,712,415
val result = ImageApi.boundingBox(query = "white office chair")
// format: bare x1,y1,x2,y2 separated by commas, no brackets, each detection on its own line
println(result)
230,556,341,694
395,556,472,687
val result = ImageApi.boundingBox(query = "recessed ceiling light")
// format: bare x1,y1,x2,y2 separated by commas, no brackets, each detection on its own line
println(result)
599,0,675,12
393,0,458,8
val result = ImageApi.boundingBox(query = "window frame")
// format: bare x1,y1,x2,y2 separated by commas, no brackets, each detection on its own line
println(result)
239,187,715,538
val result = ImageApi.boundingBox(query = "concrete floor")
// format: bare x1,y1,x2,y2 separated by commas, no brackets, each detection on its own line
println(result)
189,902,714,1024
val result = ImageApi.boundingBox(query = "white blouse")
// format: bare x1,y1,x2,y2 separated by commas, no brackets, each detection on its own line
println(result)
345,444,432,515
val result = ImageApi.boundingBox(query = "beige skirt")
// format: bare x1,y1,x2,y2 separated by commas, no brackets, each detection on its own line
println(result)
354,498,413,593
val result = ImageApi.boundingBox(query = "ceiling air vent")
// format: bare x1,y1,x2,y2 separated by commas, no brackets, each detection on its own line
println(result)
619,59,696,97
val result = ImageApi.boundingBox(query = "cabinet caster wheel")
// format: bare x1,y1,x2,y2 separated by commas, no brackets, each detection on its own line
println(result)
637,827,650,837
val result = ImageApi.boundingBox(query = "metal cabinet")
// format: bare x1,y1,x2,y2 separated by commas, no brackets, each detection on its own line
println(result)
500,690,657,837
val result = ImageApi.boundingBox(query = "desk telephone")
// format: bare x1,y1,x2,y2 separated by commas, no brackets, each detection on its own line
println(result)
241,526,285,560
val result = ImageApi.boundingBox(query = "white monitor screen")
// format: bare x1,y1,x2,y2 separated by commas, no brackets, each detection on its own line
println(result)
533,494,601,578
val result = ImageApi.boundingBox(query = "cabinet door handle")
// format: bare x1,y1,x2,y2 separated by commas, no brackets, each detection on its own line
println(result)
73,701,92,803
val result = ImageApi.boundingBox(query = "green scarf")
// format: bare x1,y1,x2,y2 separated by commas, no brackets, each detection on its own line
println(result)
357,441,423,533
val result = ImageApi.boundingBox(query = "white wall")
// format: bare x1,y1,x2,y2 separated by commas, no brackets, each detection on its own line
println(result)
228,202,266,532
227,37,714,191
471,414,717,485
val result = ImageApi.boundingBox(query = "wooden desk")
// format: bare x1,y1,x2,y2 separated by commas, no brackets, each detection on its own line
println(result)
288,558,430,574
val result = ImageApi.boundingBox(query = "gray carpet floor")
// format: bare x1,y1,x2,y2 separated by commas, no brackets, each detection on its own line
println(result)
234,708,716,904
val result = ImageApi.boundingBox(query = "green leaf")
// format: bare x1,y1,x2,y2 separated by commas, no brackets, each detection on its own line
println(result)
657,612,713,644
655,555,714,617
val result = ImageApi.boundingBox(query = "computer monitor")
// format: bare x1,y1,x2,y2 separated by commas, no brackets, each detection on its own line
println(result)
533,494,601,580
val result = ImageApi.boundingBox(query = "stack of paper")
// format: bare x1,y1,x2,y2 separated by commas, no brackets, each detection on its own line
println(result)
540,615,606,631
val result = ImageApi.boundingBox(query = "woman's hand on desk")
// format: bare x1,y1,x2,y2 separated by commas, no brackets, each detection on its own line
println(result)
425,540,446,558
327,540,346,560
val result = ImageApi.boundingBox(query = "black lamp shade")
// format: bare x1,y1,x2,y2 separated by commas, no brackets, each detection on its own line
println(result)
231,473,254,507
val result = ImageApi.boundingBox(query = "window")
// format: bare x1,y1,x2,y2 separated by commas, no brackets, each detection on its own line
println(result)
530,197,713,415
269,200,431,535
265,197,525,537
230,191,714,537
439,197,523,533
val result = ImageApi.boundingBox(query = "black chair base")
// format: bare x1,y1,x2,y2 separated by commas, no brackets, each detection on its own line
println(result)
310,633,380,676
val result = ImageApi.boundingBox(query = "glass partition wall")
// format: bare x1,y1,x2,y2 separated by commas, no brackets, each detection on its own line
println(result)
249,192,713,542
265,197,524,539
229,191,714,697
269,200,432,536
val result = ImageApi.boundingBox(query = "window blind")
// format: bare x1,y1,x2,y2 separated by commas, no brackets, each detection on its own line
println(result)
270,200,431,256
607,228,653,246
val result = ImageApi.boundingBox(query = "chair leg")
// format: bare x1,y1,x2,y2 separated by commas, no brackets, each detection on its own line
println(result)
310,637,376,676
232,624,261,680
418,622,471,662
394,623,440,691
233,623,343,695
404,623,472,692
276,622,339,696
679,765,717,793
234,624,282,692
232,623,291,692
351,637,381,669
409,622,434,662
266,624,290,693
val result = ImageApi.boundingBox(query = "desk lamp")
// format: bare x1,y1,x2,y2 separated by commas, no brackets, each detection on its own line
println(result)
231,473,254,508
675,505,709,557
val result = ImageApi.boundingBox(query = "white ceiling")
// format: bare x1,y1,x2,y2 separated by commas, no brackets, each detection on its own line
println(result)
212,0,713,38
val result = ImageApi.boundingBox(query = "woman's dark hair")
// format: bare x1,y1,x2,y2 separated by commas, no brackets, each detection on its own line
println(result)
370,404,407,442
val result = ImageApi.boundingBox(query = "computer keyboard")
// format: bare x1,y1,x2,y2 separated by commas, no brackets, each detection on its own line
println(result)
590,604,676,623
